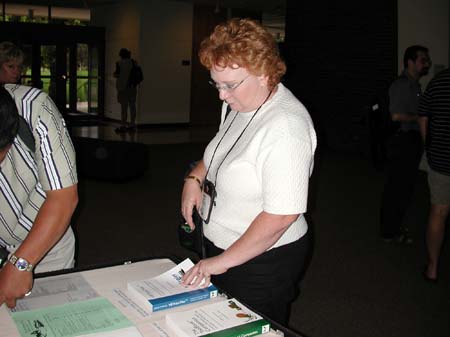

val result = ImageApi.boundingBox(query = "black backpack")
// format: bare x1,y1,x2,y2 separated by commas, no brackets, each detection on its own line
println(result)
128,60,144,87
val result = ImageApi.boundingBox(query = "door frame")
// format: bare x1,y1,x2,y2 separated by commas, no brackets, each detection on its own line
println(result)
0,21,105,116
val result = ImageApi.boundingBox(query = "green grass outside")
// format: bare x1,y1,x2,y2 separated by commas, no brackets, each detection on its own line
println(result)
24,68,96,103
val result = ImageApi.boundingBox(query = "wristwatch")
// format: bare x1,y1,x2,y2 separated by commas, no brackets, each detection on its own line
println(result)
8,254,34,272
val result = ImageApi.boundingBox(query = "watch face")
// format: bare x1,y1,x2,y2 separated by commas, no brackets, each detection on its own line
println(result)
16,258,29,271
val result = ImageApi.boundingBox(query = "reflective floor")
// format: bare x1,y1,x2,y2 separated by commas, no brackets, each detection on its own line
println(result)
73,140,449,337
70,122,217,145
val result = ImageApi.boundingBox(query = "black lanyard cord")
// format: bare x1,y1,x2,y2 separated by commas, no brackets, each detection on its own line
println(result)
206,89,273,185
204,109,239,181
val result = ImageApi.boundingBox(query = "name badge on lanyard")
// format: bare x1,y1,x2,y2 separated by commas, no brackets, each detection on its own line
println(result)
200,179,217,224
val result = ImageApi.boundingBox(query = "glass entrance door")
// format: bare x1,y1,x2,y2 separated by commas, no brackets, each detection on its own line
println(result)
1,21,105,116
73,43,99,113
40,44,63,106
20,42,100,115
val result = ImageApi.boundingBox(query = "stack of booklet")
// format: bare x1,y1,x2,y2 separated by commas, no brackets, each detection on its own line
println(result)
165,298,271,337
127,258,218,312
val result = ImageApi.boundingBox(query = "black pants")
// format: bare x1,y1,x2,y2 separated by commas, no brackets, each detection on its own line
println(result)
380,131,423,238
205,232,311,326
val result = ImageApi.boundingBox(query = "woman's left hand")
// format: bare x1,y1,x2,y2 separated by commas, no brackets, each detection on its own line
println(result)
181,256,228,288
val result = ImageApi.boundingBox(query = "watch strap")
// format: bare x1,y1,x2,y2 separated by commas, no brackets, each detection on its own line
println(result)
8,254,34,272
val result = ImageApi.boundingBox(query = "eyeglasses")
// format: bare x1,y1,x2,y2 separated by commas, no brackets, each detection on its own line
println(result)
208,75,250,92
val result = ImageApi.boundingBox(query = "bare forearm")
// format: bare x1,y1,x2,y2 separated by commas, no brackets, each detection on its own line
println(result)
189,160,207,181
14,185,78,266
418,116,428,143
391,113,418,122
181,161,206,228
219,212,299,269
181,212,301,288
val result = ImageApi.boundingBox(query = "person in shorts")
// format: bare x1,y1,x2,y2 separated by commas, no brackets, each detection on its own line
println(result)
418,68,450,282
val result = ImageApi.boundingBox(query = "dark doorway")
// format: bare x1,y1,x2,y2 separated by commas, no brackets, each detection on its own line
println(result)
190,6,263,127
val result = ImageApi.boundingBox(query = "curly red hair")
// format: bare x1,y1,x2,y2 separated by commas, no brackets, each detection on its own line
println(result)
199,18,286,90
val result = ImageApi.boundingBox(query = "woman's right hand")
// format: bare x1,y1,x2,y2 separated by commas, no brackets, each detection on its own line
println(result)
181,178,203,230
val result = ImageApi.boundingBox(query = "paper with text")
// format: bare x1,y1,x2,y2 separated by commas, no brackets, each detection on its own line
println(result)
11,297,134,337
11,273,98,313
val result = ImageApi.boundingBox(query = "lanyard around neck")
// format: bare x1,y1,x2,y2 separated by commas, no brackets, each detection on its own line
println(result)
205,89,273,185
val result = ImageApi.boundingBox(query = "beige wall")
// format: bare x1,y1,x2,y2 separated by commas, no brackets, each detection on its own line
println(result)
93,0,449,124
92,0,192,124
398,0,449,85
138,0,193,123
92,0,140,121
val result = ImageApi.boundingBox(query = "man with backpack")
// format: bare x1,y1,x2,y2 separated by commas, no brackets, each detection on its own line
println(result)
0,85,78,309
113,48,143,133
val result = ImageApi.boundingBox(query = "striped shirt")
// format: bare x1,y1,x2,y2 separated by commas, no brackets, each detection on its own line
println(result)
418,68,450,176
0,84,77,248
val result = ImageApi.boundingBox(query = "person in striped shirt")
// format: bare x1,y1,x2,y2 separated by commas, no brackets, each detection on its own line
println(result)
418,68,450,282
0,85,78,308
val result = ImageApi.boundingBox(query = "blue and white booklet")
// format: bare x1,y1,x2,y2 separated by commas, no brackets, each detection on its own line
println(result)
127,258,218,312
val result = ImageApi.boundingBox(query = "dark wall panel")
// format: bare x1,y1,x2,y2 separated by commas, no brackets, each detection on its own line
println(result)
190,6,262,127
189,5,227,127
284,0,397,151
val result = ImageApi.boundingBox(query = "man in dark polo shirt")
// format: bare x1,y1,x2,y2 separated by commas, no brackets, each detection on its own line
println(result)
380,45,431,243
418,68,450,282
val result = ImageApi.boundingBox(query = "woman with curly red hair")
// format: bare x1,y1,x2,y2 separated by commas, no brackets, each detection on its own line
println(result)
181,18,316,325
